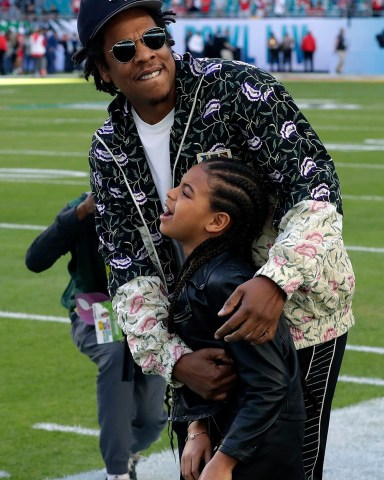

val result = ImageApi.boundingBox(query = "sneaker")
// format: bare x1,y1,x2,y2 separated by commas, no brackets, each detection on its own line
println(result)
105,476,129,480
105,475,129,480
128,453,141,480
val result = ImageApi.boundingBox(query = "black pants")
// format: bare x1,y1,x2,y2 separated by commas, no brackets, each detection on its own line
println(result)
297,332,348,480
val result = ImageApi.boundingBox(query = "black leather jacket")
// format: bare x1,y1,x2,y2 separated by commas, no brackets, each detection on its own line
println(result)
171,251,306,462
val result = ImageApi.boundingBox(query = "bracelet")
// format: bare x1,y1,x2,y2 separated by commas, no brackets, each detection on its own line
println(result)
185,431,208,443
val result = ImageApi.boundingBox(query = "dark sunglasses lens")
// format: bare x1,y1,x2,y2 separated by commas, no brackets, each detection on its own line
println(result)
112,41,135,63
143,29,166,50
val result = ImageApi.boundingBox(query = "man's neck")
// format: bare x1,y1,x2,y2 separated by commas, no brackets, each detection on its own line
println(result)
132,95,176,125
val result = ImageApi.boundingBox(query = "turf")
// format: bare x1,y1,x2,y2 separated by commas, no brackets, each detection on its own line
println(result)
0,76,383,479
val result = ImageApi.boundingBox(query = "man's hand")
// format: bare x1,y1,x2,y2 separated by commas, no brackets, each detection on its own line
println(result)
199,451,237,480
172,348,236,401
76,193,95,221
215,276,286,344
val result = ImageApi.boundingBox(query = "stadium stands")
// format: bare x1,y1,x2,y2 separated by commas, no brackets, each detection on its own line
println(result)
0,0,379,20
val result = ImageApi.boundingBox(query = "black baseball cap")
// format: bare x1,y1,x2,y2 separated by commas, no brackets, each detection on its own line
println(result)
77,0,163,46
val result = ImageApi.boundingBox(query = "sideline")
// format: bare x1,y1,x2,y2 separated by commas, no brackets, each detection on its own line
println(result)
0,76,84,86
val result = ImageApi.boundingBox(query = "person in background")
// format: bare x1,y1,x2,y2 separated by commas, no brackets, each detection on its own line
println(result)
267,31,280,72
25,193,167,480
335,28,347,74
29,27,47,76
161,159,306,480
301,30,316,72
0,31,8,75
281,31,295,72
46,29,59,74
186,30,205,58
73,2,355,479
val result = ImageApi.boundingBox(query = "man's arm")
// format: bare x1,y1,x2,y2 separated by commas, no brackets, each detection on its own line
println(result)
114,275,236,398
216,200,354,343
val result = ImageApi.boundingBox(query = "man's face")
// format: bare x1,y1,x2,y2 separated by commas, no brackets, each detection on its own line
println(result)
98,8,176,124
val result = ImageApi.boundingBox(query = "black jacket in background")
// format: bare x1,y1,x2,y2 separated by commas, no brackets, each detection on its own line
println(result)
25,193,108,315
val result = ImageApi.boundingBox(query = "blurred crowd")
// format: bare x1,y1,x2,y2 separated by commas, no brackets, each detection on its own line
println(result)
0,0,381,75
167,0,380,17
0,0,382,19
0,25,80,75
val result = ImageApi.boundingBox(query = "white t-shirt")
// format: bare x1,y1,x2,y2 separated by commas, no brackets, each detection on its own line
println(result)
131,107,174,204
132,107,185,268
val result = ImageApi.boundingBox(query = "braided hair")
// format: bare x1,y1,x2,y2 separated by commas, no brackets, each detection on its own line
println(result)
72,9,176,96
166,158,269,334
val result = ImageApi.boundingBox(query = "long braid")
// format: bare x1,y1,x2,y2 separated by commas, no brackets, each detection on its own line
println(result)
167,158,268,333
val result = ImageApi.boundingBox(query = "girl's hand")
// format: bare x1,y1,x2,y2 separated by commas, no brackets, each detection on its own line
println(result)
181,421,212,480
199,451,237,480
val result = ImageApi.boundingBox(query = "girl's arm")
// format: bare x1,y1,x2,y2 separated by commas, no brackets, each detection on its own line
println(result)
181,420,212,480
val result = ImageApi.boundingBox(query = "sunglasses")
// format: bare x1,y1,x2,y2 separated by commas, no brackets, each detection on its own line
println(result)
109,27,167,63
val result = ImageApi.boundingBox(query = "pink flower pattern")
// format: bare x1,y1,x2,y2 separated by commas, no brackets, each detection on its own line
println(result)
140,316,157,332
305,231,324,243
284,280,301,294
322,327,338,342
273,255,288,267
290,326,305,341
328,280,340,292
294,243,318,259
129,294,145,314
310,200,329,212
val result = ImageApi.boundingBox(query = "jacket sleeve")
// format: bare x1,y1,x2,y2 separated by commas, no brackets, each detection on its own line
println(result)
113,275,192,385
25,200,82,273
255,200,354,300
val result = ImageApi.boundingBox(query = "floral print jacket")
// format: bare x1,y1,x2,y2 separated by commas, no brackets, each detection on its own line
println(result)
89,53,355,384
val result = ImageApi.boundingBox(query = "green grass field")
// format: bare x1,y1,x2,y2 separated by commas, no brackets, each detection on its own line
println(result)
0,75,383,480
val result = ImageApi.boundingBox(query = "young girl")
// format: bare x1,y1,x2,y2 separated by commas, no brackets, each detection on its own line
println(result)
160,158,306,480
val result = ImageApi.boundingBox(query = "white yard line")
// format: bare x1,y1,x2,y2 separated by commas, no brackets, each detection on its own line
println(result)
0,222,47,230
0,311,69,323
339,375,384,387
33,423,99,437
342,194,384,201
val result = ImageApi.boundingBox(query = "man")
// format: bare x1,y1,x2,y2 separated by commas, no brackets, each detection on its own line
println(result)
25,193,167,480
73,2,355,479
281,31,295,72
301,30,316,73
267,31,280,72
335,28,347,75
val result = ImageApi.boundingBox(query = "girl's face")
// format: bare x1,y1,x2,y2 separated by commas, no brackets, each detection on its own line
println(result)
160,164,229,256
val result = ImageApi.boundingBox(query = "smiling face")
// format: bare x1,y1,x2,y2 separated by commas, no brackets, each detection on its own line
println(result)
97,8,176,124
160,164,230,256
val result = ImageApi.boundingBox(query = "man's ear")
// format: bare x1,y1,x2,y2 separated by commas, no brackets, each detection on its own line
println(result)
206,212,231,234
97,63,111,83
